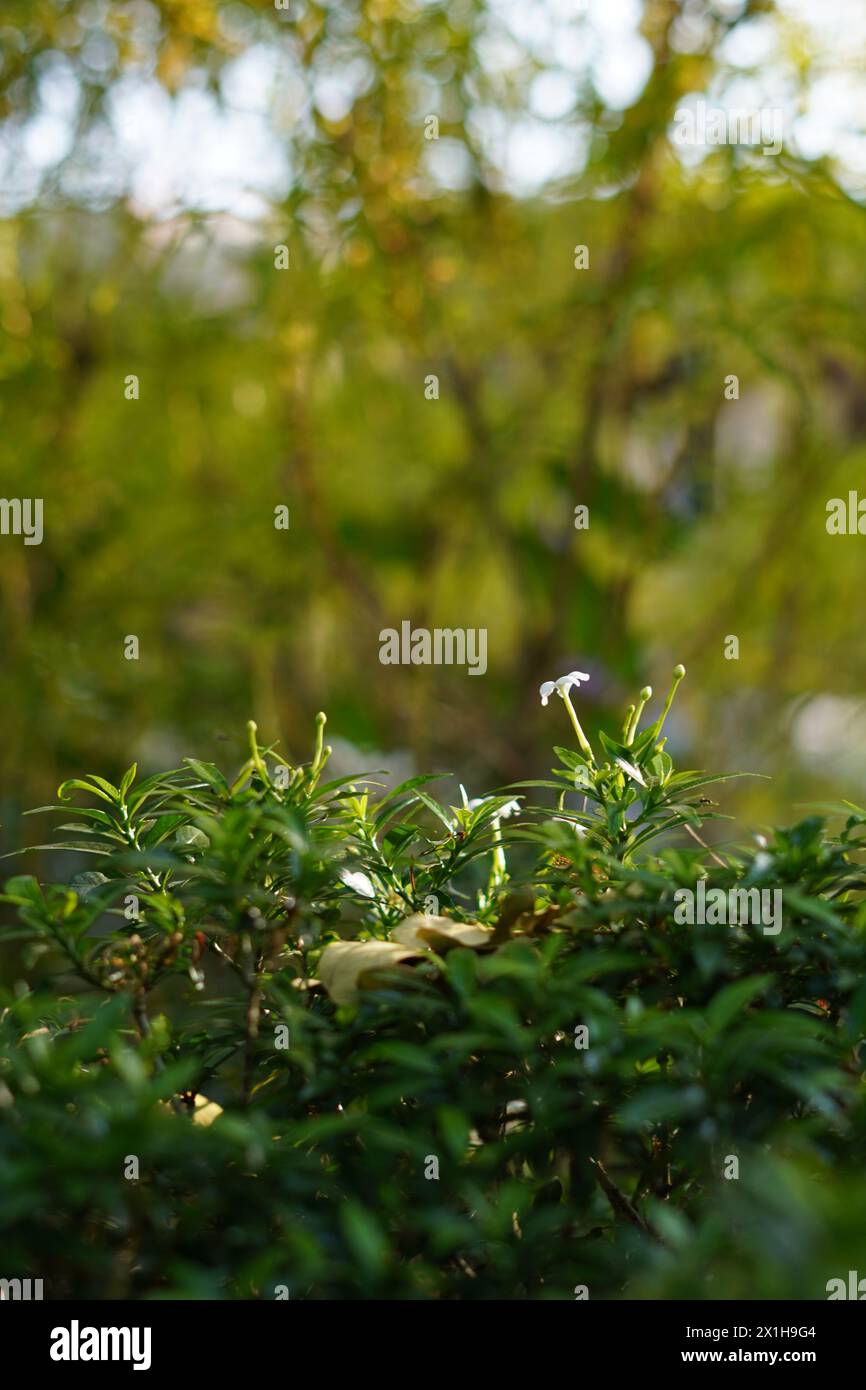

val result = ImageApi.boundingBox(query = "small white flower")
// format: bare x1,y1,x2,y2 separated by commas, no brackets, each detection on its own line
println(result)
555,817,586,837
539,670,590,706
339,869,376,899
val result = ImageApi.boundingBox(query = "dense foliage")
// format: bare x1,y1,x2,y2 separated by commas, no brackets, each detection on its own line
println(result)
3,668,866,1299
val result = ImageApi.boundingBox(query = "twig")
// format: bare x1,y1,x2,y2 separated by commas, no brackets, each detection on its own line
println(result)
240,931,262,1108
590,1156,659,1240
684,821,727,869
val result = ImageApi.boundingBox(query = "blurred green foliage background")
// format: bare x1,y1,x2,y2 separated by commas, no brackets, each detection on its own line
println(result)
2,0,866,850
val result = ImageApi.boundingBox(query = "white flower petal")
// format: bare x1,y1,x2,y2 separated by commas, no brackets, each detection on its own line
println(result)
554,816,586,837
339,869,376,899
541,670,589,703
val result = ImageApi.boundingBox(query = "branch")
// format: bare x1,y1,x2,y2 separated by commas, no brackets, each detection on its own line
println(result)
590,1156,660,1240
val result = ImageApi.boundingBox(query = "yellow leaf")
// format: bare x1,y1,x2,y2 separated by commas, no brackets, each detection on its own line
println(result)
391,914,493,951
192,1094,223,1126
318,939,424,1005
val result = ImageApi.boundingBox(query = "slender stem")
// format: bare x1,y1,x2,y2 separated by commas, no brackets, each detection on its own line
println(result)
652,666,685,741
132,990,168,1081
242,983,262,1108
590,1156,659,1240
247,721,269,786
626,687,652,746
240,931,261,1108
561,692,595,764
309,712,332,791
312,711,326,773
132,991,151,1039
488,815,507,894
684,820,727,869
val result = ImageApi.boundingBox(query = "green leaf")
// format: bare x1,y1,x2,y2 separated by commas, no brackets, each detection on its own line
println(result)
412,790,456,833
119,764,138,799
183,758,230,795
613,755,647,787
70,871,111,899
706,975,773,1036
340,1201,389,1281
57,778,118,806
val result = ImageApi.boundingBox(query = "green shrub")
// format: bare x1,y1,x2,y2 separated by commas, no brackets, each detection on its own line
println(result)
2,668,866,1299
